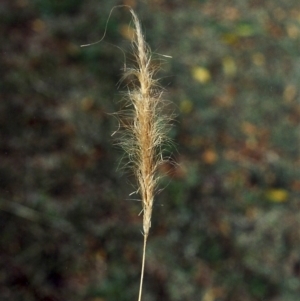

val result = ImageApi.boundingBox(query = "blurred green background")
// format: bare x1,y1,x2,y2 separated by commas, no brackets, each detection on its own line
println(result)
1,0,300,300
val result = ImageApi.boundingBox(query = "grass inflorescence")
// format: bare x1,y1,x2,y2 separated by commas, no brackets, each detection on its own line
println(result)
82,6,173,300
118,9,173,301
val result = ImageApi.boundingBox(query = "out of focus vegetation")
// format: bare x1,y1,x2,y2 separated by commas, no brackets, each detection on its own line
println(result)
1,0,300,300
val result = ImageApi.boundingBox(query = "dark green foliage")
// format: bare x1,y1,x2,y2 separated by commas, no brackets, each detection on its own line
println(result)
34,0,84,15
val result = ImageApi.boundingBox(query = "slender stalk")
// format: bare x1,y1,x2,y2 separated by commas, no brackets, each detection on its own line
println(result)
138,234,148,301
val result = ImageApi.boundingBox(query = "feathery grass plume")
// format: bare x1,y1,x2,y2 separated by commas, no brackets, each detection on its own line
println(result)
82,6,172,300
119,9,172,301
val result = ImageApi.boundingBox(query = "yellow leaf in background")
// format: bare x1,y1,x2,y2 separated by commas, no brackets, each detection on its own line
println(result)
192,67,211,84
203,289,215,301
221,33,239,45
265,189,288,203
180,99,193,114
252,52,265,66
283,84,297,102
222,56,237,76
287,24,299,39
202,149,218,164
236,24,255,37
203,287,225,301
119,24,135,41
